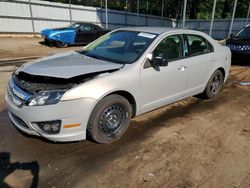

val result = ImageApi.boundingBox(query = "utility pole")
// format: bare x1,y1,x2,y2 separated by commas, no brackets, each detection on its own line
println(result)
182,0,187,28
228,0,238,37
125,0,128,26
246,2,250,23
105,0,108,29
29,0,35,36
146,1,149,26
209,0,217,36
161,0,164,20
69,0,72,24
137,0,139,27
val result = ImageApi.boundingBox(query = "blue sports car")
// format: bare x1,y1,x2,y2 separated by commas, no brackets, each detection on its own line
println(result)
41,22,110,47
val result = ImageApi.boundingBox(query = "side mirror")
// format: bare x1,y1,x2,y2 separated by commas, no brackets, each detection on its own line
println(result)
230,34,234,39
147,54,168,67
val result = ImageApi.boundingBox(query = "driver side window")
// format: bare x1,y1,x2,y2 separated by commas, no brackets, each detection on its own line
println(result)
153,35,183,62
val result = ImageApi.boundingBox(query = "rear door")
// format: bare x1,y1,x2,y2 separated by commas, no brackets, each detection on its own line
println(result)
184,34,215,94
141,34,188,113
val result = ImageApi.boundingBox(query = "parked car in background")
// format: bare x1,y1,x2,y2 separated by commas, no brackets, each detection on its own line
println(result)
6,27,231,143
40,22,110,47
226,24,250,61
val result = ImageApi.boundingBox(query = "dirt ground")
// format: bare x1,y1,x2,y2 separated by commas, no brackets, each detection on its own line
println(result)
0,38,250,188
0,37,81,60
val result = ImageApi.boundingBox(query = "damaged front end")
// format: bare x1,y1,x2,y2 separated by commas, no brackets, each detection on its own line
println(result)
8,69,118,108
41,28,76,45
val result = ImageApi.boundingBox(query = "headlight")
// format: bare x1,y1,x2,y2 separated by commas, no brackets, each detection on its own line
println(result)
29,90,65,106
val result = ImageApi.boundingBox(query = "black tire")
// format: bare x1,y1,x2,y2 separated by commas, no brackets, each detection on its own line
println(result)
87,94,132,144
201,70,224,99
55,41,68,48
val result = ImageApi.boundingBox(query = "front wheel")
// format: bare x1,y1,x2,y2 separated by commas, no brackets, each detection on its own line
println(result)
201,70,224,99
87,94,132,144
55,41,68,48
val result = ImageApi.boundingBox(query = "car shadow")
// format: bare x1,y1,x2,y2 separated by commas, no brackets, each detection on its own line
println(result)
232,59,250,66
38,41,46,46
38,40,85,48
38,41,53,47
0,152,39,188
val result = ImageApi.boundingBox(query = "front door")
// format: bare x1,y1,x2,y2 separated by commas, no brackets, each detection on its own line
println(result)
141,34,188,113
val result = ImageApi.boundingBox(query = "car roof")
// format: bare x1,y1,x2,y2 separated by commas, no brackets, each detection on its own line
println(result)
118,27,186,34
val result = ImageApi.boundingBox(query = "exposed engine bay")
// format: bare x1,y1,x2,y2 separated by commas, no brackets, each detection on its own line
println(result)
13,69,119,94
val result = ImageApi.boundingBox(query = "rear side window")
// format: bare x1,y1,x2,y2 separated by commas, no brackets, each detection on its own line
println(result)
186,34,214,57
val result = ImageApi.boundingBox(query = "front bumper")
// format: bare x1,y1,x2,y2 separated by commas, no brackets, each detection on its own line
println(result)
6,94,97,142
43,37,56,46
227,48,250,59
231,52,250,60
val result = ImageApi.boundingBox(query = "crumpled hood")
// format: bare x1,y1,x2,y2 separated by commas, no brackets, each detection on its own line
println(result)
17,51,124,79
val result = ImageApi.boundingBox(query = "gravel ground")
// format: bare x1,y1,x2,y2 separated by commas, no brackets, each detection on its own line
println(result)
0,38,250,188
0,37,81,60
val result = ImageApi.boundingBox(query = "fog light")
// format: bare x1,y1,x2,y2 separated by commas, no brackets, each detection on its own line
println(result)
43,123,52,132
32,120,61,134
51,123,60,132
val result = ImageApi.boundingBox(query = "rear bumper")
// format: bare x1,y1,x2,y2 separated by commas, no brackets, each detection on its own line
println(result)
6,94,97,142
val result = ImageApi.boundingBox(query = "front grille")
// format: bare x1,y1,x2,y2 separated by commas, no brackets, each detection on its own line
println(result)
10,113,29,129
227,44,250,51
8,78,32,108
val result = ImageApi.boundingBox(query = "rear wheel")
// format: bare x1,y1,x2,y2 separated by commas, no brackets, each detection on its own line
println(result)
87,94,132,144
201,70,224,99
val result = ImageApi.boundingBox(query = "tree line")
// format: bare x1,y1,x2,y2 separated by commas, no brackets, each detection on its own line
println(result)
43,0,250,19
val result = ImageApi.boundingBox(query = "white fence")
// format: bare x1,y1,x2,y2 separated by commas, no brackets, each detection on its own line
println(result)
0,0,248,39
0,0,174,33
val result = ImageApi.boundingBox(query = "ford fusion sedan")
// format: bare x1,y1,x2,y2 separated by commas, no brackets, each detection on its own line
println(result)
226,24,250,61
41,22,110,47
6,27,231,143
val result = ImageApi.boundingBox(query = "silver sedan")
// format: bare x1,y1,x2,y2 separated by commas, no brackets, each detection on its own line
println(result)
6,27,231,143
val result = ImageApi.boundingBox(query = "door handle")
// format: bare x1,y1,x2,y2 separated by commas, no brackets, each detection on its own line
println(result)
178,66,186,71
211,57,216,62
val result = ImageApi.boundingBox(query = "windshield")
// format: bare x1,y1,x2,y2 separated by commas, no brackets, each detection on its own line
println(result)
80,30,158,64
235,27,250,39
